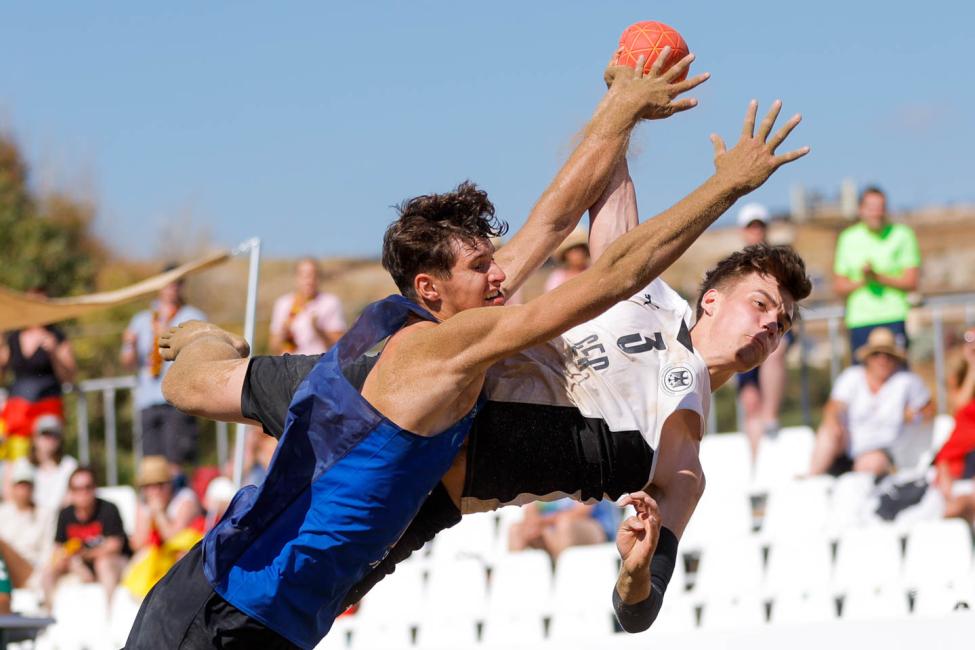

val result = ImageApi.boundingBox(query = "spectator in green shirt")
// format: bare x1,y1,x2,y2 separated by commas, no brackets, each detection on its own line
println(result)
833,186,920,359
0,553,12,614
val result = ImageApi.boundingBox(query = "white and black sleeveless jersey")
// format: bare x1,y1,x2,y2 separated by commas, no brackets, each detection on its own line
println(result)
478,278,711,508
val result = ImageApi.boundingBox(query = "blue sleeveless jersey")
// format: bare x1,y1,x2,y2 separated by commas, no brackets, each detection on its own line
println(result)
202,295,479,649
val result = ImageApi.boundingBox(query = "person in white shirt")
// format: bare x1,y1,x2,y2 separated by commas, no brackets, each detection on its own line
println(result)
0,460,54,589
809,327,933,476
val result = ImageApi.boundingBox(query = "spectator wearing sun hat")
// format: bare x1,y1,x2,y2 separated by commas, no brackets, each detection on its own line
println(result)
544,228,591,292
810,327,933,477
130,456,202,554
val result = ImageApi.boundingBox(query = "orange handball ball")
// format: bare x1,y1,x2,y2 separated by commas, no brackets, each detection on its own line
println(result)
617,21,690,81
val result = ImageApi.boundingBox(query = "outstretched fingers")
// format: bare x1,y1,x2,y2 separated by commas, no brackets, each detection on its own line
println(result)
671,71,710,95
756,99,783,141
768,113,803,152
710,133,727,158
773,145,812,168
663,52,695,82
740,99,758,140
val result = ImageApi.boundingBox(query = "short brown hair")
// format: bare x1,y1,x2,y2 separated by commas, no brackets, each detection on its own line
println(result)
859,185,886,205
696,244,812,321
382,181,508,298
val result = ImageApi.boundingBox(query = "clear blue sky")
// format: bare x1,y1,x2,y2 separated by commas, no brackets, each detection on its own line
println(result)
1,2,972,259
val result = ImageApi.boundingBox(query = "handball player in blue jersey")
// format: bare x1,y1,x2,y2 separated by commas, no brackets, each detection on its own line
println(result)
125,52,811,648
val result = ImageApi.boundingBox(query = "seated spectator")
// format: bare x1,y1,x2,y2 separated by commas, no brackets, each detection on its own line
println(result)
544,228,590,291
933,327,975,521
27,415,78,512
41,467,130,610
122,456,203,597
0,460,54,589
508,498,618,561
809,327,933,477
130,455,203,552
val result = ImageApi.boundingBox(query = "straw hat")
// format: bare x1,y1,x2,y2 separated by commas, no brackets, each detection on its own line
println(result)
553,228,589,262
855,327,908,363
135,455,172,487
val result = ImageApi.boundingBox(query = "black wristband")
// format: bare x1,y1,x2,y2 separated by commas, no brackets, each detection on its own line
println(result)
612,526,679,633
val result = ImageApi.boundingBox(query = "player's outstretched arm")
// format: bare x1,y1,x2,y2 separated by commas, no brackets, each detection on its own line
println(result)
495,48,708,295
614,410,705,632
428,100,809,372
587,156,638,261
158,320,259,425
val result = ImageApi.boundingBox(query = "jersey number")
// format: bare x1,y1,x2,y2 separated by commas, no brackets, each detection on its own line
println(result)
616,332,666,354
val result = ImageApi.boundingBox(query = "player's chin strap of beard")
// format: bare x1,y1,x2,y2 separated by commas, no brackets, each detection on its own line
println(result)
612,527,679,633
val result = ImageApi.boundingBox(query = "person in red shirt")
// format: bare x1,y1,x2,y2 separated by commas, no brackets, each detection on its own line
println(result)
934,327,975,521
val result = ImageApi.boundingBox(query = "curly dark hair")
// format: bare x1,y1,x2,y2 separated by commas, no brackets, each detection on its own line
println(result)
382,181,508,298
696,244,812,321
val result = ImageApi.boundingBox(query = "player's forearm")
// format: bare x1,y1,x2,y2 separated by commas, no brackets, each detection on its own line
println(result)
875,268,919,291
161,336,246,416
498,90,641,295
594,173,741,304
588,158,638,261
616,565,651,604
833,275,860,298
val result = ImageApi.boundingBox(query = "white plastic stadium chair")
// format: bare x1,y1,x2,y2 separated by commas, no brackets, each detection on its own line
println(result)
841,585,910,621
425,557,487,619
698,432,752,495
96,485,138,536
48,582,111,650
769,589,837,625
681,486,754,551
764,533,833,598
348,619,412,650
487,549,552,619
827,471,877,534
355,559,425,627
548,604,616,641
752,426,816,492
912,583,975,617
430,511,496,563
699,594,766,630
480,612,546,646
415,615,479,649
833,524,903,593
552,543,618,614
903,518,974,590
759,476,833,542
691,535,764,600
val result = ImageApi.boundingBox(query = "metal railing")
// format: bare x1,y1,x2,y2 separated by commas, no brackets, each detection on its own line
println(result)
66,290,975,482
66,376,229,486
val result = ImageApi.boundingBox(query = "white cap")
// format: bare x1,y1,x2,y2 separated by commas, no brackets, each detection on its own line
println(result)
10,459,35,485
737,202,770,227
205,477,237,505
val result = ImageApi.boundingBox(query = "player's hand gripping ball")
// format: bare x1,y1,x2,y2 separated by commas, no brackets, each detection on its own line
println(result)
617,21,690,81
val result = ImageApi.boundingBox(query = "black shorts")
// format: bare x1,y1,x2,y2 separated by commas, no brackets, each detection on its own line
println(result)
125,542,296,649
141,403,199,465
